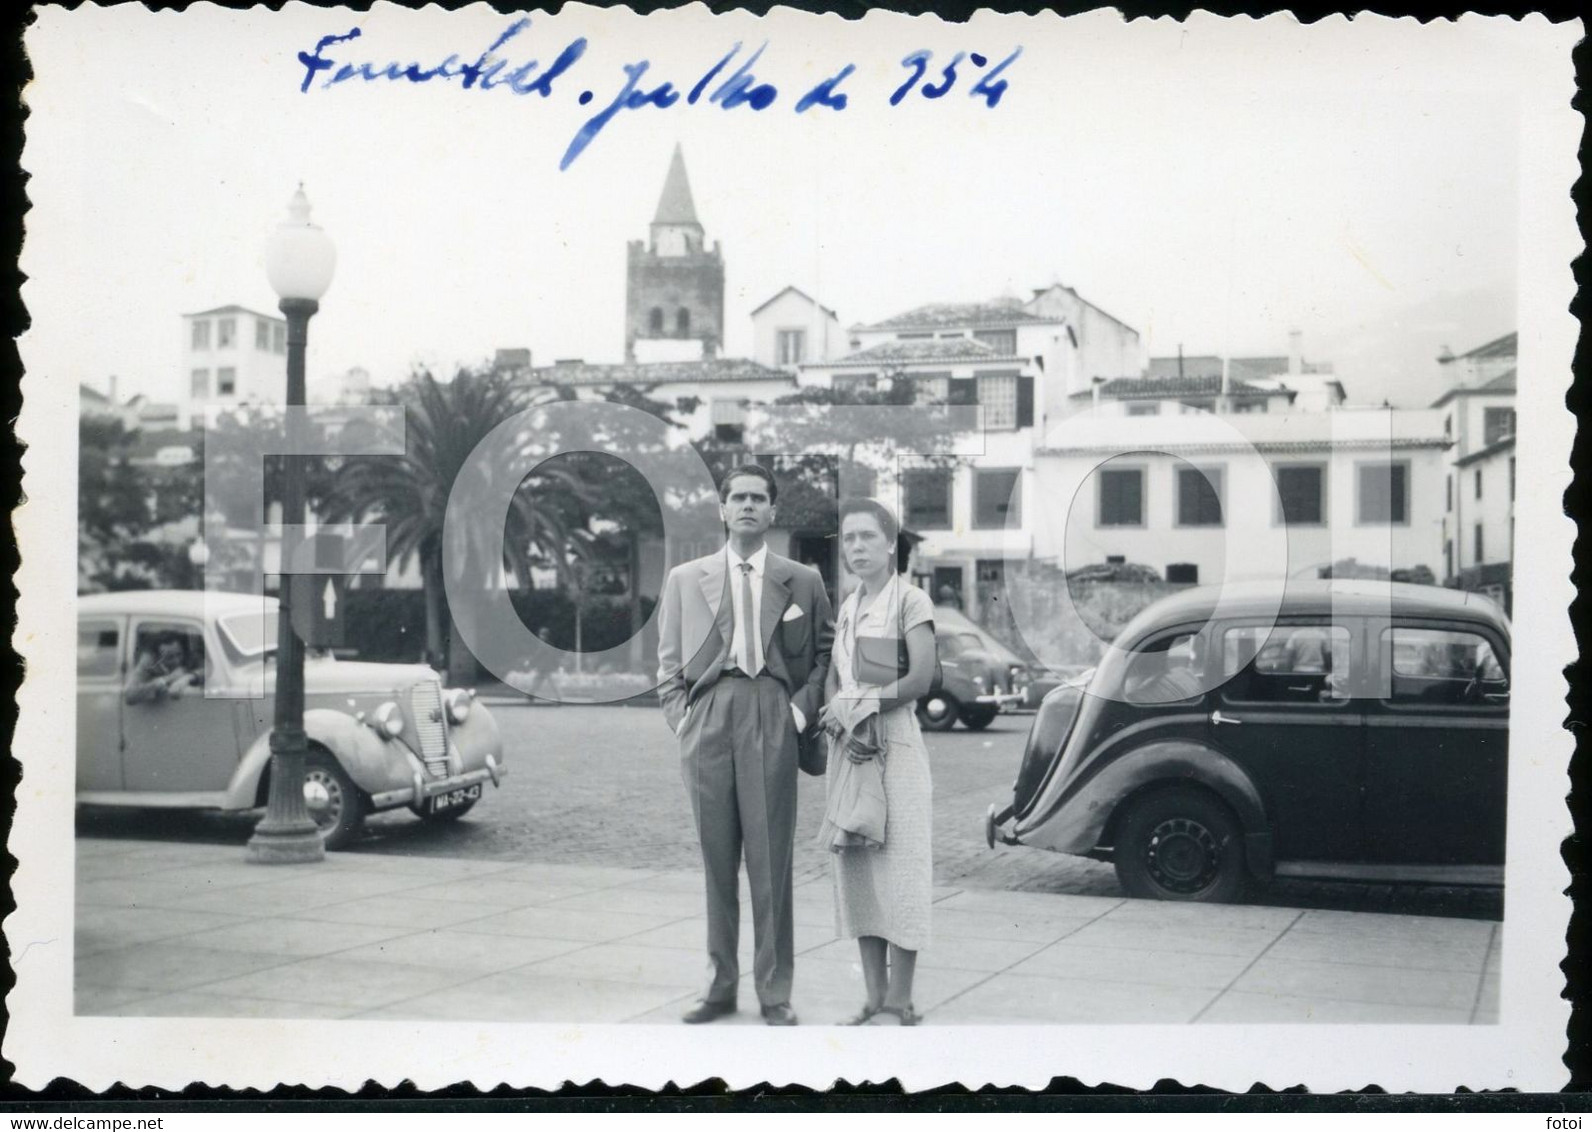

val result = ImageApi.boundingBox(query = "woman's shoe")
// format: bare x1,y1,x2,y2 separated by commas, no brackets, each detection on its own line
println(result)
874,1004,921,1026
841,1004,881,1026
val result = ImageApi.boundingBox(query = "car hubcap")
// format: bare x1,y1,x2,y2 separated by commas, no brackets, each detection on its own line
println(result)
1145,817,1220,894
924,697,951,720
303,769,343,832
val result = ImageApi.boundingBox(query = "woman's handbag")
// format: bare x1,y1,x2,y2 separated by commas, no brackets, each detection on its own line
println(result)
853,585,944,693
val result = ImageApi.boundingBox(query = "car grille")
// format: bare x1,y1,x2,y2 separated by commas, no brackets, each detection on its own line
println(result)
409,680,449,778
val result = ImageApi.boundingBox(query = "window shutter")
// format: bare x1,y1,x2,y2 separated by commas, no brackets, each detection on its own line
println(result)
1016,376,1035,427
948,377,978,406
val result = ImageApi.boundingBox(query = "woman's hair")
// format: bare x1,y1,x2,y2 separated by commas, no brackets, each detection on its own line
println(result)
838,497,910,574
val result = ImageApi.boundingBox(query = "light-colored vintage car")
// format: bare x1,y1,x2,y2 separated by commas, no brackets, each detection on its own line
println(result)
76,590,506,849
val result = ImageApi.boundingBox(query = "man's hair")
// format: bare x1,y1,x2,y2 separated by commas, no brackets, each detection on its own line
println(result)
719,462,778,505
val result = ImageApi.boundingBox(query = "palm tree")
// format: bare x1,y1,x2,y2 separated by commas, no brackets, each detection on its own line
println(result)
321,366,591,682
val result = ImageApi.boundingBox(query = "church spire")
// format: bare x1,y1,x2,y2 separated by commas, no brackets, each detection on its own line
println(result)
652,144,701,228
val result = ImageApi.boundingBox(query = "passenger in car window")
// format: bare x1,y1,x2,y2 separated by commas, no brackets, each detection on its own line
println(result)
124,631,201,705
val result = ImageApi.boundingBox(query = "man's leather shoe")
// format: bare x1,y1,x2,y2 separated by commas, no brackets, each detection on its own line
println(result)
760,1003,798,1026
681,998,736,1024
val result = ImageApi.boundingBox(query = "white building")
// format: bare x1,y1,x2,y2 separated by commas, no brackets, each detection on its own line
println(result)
180,304,288,428
1434,332,1516,606
750,286,844,371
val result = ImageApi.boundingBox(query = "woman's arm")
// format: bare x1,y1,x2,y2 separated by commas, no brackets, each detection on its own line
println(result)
874,622,936,713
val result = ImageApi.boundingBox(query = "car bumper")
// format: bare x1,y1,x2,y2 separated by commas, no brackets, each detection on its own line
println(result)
368,757,507,810
975,691,1028,711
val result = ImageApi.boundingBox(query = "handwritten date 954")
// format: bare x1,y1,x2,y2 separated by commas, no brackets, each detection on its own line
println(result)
295,19,1022,169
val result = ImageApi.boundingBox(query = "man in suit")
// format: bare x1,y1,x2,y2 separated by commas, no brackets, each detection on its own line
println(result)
656,463,834,1026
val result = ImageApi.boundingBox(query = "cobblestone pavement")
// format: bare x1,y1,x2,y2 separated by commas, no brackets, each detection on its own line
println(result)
77,703,1502,920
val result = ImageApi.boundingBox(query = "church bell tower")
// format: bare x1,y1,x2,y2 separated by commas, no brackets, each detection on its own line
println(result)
625,145,725,362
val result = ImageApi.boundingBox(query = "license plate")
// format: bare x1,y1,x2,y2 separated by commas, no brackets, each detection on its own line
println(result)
427,783,482,814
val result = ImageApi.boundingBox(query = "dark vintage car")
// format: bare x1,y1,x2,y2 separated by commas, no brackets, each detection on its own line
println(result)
985,580,1509,901
916,605,1029,731
77,590,506,848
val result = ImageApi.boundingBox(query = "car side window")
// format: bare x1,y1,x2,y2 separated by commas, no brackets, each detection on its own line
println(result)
1222,624,1352,704
1124,630,1204,706
78,621,121,680
1383,626,1508,707
125,621,208,704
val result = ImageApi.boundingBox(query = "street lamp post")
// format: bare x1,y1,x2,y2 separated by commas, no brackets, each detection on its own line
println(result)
247,185,337,865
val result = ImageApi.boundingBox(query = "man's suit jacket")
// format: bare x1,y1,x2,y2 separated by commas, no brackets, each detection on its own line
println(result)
656,548,834,737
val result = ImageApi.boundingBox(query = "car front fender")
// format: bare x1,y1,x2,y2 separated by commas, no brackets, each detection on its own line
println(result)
223,709,415,810
1015,739,1272,876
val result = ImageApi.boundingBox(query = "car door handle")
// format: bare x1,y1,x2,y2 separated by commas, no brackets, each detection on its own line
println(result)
1210,710,1243,726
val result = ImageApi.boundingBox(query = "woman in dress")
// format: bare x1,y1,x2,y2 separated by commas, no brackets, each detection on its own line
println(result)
819,497,937,1026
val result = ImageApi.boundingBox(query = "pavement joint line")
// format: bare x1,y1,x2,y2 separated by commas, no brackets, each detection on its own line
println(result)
920,897,1126,1021
1188,908,1307,1024
1468,921,1501,1024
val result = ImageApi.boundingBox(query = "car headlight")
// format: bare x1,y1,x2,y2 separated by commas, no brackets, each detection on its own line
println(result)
445,688,474,724
371,701,403,738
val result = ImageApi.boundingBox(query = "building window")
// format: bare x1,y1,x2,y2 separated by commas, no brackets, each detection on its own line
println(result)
978,374,1019,430
1231,400,1268,414
1181,398,1215,414
973,468,1021,530
1126,402,1160,417
676,308,691,335
973,328,1016,354
191,320,210,350
1274,464,1325,526
1509,456,1516,500
1444,414,1452,441
897,331,934,340
217,367,237,396
776,329,806,366
904,468,953,530
272,324,286,353
1098,468,1144,527
1474,468,1483,500
912,373,950,405
1445,539,1453,579
1446,473,1453,513
1357,461,1410,525
648,307,664,333
217,317,236,348
710,398,745,444
1474,523,1485,564
256,318,271,350
190,369,210,398
1166,563,1199,584
1176,465,1224,527
1484,407,1516,445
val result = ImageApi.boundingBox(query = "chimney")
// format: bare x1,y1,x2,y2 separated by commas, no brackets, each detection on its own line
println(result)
107,374,119,404
1287,330,1303,376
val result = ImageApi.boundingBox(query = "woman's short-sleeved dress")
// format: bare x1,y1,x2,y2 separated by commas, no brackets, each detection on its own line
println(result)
828,576,934,952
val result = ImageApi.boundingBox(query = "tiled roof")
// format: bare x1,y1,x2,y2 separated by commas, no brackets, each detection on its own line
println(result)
1069,374,1277,400
1147,355,1330,382
80,383,111,404
1039,437,1447,456
525,357,794,387
652,144,701,228
825,338,1017,367
1450,332,1517,362
1429,367,1516,407
1455,433,1516,467
857,301,1057,332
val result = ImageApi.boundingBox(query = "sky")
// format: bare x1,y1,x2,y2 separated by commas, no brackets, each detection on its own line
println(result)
25,5,1537,411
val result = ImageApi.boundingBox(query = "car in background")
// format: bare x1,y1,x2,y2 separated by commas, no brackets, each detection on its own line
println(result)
77,590,506,849
917,605,1030,731
985,580,1509,901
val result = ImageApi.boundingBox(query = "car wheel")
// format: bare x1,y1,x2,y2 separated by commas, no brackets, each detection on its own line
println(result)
416,799,477,822
916,692,960,732
1113,788,1246,903
303,752,366,851
959,706,998,730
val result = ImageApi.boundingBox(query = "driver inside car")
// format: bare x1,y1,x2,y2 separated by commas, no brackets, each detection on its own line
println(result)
124,631,202,705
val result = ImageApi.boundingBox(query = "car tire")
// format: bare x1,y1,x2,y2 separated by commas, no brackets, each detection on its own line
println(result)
959,706,998,730
1113,788,1246,903
416,799,477,822
916,692,960,732
303,751,366,851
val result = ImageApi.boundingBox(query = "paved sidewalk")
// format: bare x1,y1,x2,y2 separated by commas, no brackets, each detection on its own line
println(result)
74,838,1502,1025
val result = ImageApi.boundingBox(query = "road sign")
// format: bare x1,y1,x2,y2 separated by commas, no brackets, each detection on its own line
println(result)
289,533,348,649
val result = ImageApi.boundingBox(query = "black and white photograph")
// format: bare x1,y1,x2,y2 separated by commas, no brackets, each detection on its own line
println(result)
8,2,1578,1092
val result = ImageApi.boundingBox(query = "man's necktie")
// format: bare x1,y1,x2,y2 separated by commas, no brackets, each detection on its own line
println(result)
738,562,760,674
